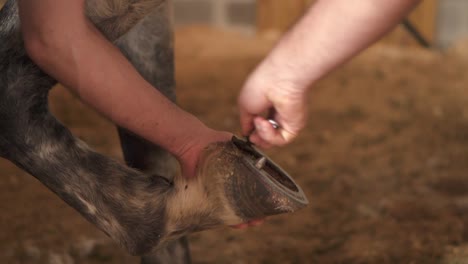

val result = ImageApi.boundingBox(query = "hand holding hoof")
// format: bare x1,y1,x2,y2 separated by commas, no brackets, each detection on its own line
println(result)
160,136,308,247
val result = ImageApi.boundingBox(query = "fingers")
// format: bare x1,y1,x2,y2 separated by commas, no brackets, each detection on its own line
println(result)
247,132,273,149
179,129,233,179
237,73,306,147
249,116,298,147
248,219,265,226
231,223,248,229
237,82,271,137
239,108,255,137
231,218,265,229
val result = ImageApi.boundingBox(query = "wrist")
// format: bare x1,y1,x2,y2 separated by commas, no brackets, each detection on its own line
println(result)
259,51,313,95
169,120,232,178
159,110,208,158
253,55,310,103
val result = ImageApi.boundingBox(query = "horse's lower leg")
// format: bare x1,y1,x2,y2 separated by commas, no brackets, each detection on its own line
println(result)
115,2,191,263
0,0,307,259
0,0,210,256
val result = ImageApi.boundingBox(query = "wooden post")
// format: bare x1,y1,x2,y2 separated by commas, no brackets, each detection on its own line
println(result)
380,0,438,46
408,0,437,43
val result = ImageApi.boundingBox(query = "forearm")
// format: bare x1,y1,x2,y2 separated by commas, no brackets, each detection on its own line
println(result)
18,0,200,157
261,0,421,90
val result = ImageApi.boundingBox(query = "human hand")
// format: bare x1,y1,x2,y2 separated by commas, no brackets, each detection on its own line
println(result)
238,61,308,148
172,120,232,179
172,120,266,228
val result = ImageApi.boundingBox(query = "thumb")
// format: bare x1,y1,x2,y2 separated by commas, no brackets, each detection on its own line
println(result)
239,108,255,136
180,158,197,179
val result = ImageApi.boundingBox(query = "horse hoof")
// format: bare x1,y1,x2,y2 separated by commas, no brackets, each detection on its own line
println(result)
197,136,309,224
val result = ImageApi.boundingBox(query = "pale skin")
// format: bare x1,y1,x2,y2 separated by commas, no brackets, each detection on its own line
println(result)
238,0,422,148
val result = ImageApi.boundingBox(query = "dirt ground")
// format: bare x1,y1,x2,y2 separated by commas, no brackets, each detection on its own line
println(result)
1,26,468,264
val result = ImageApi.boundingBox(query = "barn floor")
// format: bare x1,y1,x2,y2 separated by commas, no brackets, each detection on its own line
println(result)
1,26,468,264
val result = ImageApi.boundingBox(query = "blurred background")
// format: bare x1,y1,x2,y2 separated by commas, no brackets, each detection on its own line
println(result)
1,0,468,263
171,0,468,48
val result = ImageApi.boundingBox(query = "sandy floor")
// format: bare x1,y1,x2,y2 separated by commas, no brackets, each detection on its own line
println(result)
1,26,468,263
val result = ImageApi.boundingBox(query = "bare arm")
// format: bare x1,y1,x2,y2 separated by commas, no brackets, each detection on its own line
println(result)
238,0,421,147
17,0,230,177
